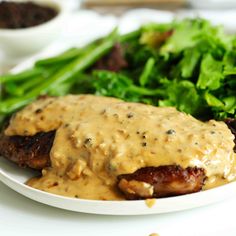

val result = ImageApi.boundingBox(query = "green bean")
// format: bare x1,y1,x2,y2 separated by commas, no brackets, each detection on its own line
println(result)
139,57,155,86
0,29,120,115
0,67,42,83
35,38,105,67
35,48,85,67
0,29,135,85
4,82,24,97
19,64,62,93
119,29,141,43
29,39,115,93
0,96,34,114
128,85,165,96
35,48,81,67
0,38,116,114
20,76,44,92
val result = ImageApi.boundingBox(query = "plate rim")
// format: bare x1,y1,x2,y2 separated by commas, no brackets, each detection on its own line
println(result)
1,157,236,215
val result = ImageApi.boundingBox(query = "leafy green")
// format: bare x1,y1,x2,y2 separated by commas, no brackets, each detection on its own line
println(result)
204,92,224,108
160,19,205,54
1,18,236,127
223,51,236,75
223,96,236,114
93,70,165,103
139,57,155,86
197,53,223,90
179,48,201,79
159,79,205,116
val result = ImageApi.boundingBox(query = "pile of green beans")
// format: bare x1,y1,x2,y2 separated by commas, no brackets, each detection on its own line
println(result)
0,29,140,126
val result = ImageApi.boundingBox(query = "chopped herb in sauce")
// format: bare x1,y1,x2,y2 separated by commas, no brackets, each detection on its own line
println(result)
166,129,176,135
84,138,92,146
127,113,134,118
35,108,42,114
142,142,147,147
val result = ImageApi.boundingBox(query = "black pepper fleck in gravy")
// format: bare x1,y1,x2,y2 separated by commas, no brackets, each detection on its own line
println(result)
127,113,134,118
84,138,92,147
35,108,42,114
166,129,176,135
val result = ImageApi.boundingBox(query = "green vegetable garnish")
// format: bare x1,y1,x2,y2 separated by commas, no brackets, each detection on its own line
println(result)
1,18,236,128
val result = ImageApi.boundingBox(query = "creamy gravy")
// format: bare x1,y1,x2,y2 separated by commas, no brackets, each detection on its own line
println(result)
5,95,236,200
145,198,156,208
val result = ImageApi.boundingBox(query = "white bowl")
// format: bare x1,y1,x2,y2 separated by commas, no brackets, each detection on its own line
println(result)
188,0,236,9
0,0,67,59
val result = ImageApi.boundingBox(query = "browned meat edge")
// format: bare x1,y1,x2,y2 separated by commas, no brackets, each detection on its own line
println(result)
117,165,206,200
0,118,235,199
225,118,236,152
0,130,55,170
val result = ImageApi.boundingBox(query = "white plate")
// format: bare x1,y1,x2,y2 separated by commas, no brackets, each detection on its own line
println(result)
1,9,236,216
1,156,236,215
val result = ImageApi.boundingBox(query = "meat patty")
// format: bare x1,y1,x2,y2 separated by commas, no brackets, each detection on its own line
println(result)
225,118,236,152
0,118,235,199
117,165,206,200
0,130,55,169
0,129,206,199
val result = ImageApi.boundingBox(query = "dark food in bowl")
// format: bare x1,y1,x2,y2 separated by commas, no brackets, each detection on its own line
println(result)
0,1,57,29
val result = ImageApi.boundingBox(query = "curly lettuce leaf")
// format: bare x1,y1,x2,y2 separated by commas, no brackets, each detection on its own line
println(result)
158,79,204,116
197,53,223,90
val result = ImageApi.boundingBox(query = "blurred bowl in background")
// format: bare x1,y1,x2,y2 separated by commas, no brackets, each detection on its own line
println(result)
0,0,68,60
189,0,236,9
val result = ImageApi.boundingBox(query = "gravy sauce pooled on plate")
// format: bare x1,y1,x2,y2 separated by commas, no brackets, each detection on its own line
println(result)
5,95,236,200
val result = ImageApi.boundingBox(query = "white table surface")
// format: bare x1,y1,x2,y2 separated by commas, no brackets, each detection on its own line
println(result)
1,9,236,236
1,180,236,236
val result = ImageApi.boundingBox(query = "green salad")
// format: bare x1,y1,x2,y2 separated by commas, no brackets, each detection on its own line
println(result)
1,18,236,127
